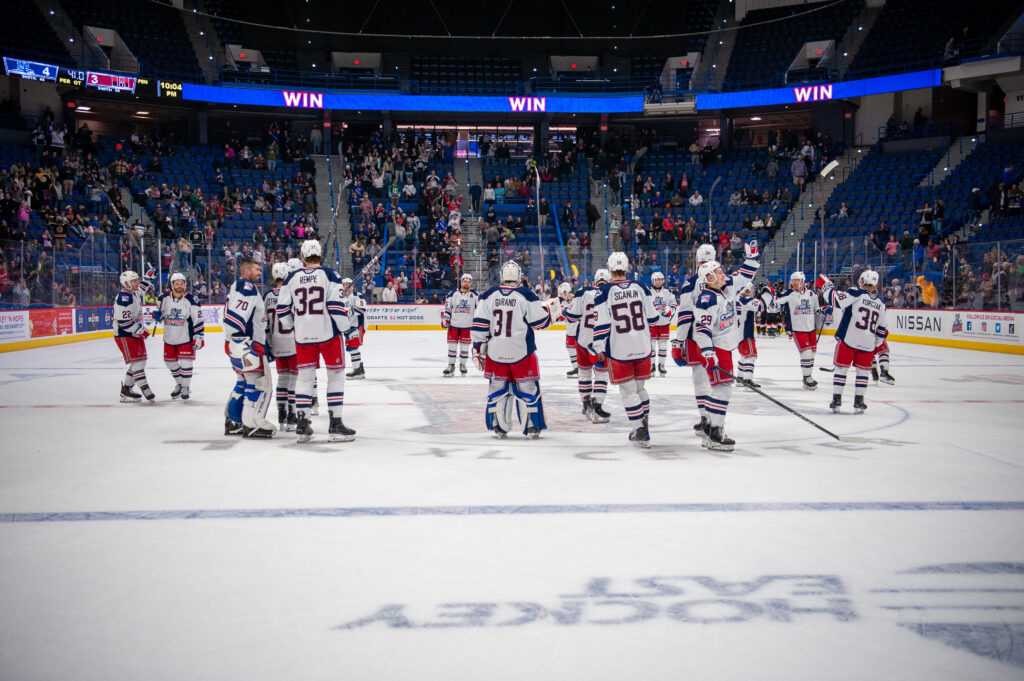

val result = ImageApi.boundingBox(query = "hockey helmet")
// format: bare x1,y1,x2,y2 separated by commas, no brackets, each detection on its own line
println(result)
461,273,473,282
500,260,522,285
859,270,879,288
607,251,630,273
696,244,717,264
271,262,290,281
697,260,722,284
594,268,611,284
790,271,806,283
300,239,322,260
287,258,304,272
557,282,573,297
341,277,354,286
651,271,665,283
169,272,186,284
120,270,139,287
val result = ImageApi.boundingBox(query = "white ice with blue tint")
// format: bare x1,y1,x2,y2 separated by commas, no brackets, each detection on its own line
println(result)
1,331,1022,681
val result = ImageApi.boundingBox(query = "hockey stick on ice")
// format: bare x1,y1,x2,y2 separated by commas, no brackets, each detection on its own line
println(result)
723,370,866,443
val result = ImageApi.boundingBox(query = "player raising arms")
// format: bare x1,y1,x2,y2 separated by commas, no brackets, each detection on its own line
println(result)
264,262,298,431
341,278,367,381
113,269,155,403
471,260,553,439
155,272,204,400
557,282,579,378
736,283,767,389
671,243,719,436
223,258,276,438
277,240,354,443
592,252,661,448
564,269,612,423
680,242,760,451
441,273,478,377
776,271,820,390
819,270,888,414
648,271,677,377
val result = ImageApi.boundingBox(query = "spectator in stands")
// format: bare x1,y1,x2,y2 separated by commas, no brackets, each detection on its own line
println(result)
943,37,959,63
562,201,576,228
913,108,927,136
689,140,701,167
791,156,807,193
688,190,703,207
483,183,495,204
728,189,742,206
380,279,397,303
585,202,600,233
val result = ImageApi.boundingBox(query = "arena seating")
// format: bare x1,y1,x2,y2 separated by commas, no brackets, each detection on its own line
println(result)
933,138,1024,241
725,0,863,90
0,0,70,65
410,56,519,95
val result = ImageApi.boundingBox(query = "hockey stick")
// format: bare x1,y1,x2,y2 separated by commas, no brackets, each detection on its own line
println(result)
345,235,400,292
723,370,866,443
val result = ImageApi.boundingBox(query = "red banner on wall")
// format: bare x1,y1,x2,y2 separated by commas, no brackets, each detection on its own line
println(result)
29,309,75,338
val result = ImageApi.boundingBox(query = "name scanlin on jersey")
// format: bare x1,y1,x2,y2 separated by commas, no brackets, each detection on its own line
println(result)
224,279,267,346
114,289,145,338
156,293,204,345
444,289,479,329
777,287,818,332
277,267,347,344
649,286,677,327
564,286,600,348
264,287,296,358
593,281,660,361
828,286,888,351
472,286,551,363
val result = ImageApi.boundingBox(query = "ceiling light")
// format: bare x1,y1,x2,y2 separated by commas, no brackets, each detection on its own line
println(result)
76,106,92,111
751,116,761,121
136,110,150,115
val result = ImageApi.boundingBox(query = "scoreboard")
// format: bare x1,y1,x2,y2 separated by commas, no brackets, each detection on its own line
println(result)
4,55,182,99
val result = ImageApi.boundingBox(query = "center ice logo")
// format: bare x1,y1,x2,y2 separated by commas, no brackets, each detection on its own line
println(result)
336,562,1024,669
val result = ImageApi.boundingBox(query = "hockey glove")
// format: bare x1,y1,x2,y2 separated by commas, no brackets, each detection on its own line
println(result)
441,316,449,329
744,238,759,259
700,349,718,371
815,274,832,290
671,340,686,367
193,336,204,351
138,328,150,340
472,341,488,372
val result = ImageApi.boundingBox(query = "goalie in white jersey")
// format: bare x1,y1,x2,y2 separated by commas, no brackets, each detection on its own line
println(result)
441,273,478,377
592,252,662,447
265,261,299,431
820,270,888,414
223,258,275,438
648,271,677,376
471,260,553,439
557,282,579,378
679,243,760,451
277,240,354,443
563,269,612,423
155,272,204,400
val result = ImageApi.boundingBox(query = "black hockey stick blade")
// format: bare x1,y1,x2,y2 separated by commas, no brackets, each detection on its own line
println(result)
725,370,866,443
819,366,835,372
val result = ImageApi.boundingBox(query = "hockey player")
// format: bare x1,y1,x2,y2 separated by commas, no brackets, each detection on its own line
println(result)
558,282,579,378
678,243,760,451
671,243,719,436
592,252,661,447
113,270,155,403
820,270,888,414
265,262,298,431
471,260,552,439
277,240,354,442
341,277,367,380
776,271,819,389
155,272,204,400
441,273,478,377
648,271,677,376
736,283,766,388
563,269,613,423
223,257,276,438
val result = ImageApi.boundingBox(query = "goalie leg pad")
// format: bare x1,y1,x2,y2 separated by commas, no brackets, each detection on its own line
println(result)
226,376,245,423
242,374,277,432
485,379,512,433
511,380,546,434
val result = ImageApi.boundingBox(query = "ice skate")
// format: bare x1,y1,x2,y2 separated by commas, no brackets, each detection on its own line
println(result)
224,418,244,436
492,425,507,439
853,396,867,414
442,364,455,377
180,387,190,400
830,395,842,413
285,407,298,432
120,384,142,403
693,416,709,437
629,426,651,448
525,426,541,440
243,425,275,439
171,384,182,399
347,365,366,380
704,426,735,451
460,364,468,376
140,385,155,402
590,401,611,424
278,405,289,430
566,367,578,378
745,377,761,388
871,366,879,383
658,365,668,377
328,412,356,442
802,375,818,390
879,368,895,385
295,413,313,443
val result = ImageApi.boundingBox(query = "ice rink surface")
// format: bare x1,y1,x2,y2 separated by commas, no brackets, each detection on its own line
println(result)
1,330,1023,681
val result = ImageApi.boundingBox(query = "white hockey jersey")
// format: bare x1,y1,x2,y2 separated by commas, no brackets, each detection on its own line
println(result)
649,285,677,327
344,292,367,328
113,288,145,338
444,289,478,329
593,280,660,361
264,287,296,358
224,278,267,347
277,266,347,344
561,297,579,338
471,285,551,363
738,295,765,341
156,292,204,345
777,287,818,332
827,286,888,352
564,286,600,348
675,257,759,345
